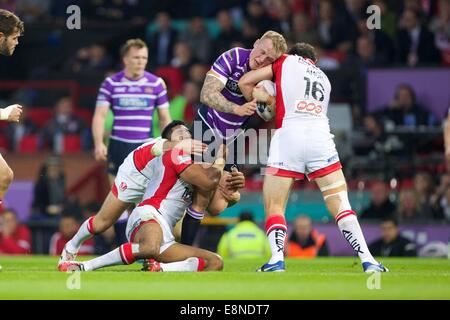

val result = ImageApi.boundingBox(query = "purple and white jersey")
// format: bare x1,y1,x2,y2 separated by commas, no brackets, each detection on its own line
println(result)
96,71,169,143
206,47,251,140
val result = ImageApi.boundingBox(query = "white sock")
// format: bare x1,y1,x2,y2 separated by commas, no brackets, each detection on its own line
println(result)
265,215,287,264
83,243,139,271
336,212,377,264
267,229,286,264
66,216,95,254
160,257,204,272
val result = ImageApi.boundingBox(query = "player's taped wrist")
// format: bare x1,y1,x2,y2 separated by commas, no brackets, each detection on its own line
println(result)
151,138,168,156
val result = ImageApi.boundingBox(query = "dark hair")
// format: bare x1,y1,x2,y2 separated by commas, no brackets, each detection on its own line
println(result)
239,211,254,222
0,9,24,37
381,216,398,227
161,120,188,140
288,42,317,62
395,83,416,104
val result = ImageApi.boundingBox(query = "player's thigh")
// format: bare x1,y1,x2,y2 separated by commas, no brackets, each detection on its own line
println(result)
263,174,294,215
158,243,221,268
0,154,13,179
314,169,347,190
134,221,163,256
314,169,348,217
96,191,131,224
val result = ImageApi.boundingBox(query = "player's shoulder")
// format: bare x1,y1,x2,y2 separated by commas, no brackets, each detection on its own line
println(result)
221,47,250,64
143,71,166,88
105,71,124,83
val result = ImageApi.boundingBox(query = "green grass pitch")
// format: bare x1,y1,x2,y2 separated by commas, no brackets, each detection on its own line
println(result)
0,256,449,299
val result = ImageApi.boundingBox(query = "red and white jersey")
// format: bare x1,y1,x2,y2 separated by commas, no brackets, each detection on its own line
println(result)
272,54,332,129
137,149,194,228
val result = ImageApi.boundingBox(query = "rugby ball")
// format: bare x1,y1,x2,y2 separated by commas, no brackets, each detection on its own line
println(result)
254,80,276,122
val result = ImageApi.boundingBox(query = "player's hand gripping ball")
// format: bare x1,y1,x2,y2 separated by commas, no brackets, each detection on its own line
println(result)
254,80,276,122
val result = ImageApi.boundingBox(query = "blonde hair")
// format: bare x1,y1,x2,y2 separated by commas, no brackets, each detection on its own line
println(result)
120,38,148,57
260,30,287,57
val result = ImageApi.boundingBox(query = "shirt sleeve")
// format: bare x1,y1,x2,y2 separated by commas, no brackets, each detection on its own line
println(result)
210,49,236,85
271,54,288,82
163,148,193,175
155,78,169,109
96,78,113,108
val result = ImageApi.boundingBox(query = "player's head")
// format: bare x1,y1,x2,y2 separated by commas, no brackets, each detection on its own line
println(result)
120,39,148,78
0,208,18,234
249,30,287,70
288,42,318,63
161,120,191,142
293,215,313,241
0,9,24,56
380,217,399,243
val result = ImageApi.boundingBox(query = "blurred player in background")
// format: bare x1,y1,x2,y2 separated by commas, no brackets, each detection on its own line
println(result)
59,123,244,272
181,30,287,246
92,38,172,184
0,9,23,207
239,43,388,273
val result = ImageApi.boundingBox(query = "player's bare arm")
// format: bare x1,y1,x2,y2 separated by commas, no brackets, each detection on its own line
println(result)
179,144,227,191
200,73,257,117
238,65,273,102
207,168,244,215
92,104,109,161
157,107,172,133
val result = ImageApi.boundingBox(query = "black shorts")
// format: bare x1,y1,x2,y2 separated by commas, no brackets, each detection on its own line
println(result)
190,105,248,172
107,139,143,176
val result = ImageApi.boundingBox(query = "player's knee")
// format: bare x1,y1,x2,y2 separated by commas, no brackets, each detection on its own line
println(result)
207,253,223,271
138,242,159,259
92,215,110,233
207,202,225,216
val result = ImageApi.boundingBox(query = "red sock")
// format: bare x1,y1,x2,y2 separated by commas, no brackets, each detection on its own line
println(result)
119,243,137,265
197,258,205,271
265,214,287,235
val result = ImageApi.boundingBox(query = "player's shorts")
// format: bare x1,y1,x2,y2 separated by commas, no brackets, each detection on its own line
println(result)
111,155,149,204
125,205,176,254
107,139,143,175
266,122,342,180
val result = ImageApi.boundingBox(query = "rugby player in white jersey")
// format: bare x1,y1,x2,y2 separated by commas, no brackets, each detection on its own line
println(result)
59,122,243,272
239,43,388,273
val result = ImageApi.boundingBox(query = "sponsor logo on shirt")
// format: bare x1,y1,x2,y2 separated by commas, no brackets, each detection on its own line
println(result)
294,100,323,116
119,181,128,191
128,86,141,93
118,97,149,108
145,87,154,94
225,79,242,96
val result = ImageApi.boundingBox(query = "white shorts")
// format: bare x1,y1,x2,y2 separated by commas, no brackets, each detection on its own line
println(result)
125,205,176,254
266,122,342,180
112,156,149,204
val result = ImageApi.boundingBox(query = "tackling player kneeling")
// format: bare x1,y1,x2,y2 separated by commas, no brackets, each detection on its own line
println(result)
59,133,243,272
